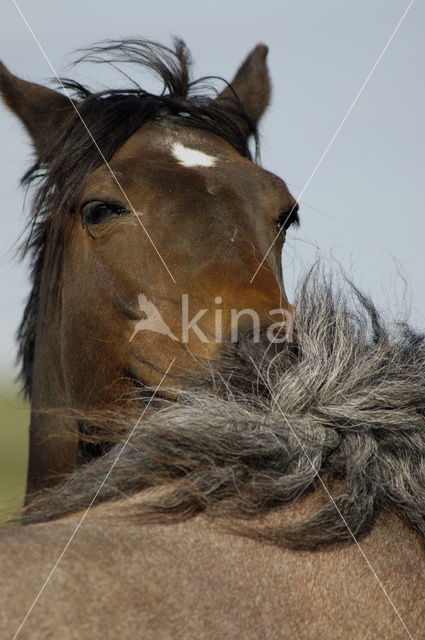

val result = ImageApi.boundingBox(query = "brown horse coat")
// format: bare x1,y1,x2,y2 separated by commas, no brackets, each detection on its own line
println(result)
1,499,424,639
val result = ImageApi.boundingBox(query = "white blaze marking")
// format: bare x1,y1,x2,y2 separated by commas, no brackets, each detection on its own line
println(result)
171,142,216,168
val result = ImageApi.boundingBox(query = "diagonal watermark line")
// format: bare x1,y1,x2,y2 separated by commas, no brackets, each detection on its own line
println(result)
12,358,176,640
11,0,176,284
251,361,414,640
250,0,415,284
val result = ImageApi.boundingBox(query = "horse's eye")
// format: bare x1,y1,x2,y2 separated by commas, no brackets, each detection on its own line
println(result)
82,201,128,227
276,204,300,232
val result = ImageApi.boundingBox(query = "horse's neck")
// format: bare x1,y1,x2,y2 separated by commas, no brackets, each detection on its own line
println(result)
26,284,78,496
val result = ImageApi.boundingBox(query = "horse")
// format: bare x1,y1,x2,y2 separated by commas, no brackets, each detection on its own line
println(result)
1,39,424,639
1,271,425,638
0,40,299,497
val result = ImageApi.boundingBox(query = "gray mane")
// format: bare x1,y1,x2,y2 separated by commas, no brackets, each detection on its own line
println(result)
23,270,425,550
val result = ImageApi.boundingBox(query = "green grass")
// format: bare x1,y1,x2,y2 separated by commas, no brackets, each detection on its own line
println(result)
0,388,29,522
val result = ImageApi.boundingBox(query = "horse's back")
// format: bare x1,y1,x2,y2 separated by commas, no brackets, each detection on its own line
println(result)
1,503,424,639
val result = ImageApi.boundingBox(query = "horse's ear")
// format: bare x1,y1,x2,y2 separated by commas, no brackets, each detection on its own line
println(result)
0,61,75,158
216,44,271,137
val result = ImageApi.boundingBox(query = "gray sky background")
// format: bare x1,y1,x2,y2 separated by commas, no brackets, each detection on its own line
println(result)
0,0,424,385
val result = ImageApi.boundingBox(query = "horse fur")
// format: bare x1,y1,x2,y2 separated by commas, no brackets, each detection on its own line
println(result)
21,269,425,551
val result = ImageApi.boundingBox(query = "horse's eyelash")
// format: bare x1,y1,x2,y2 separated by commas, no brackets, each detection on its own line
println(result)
82,201,128,214
277,208,300,230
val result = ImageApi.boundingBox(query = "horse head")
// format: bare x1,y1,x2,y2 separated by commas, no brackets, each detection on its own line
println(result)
0,41,299,494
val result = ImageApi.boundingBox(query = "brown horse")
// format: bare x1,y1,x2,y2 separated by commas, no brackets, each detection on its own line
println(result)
1,271,425,638
2,39,424,640
0,40,298,496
